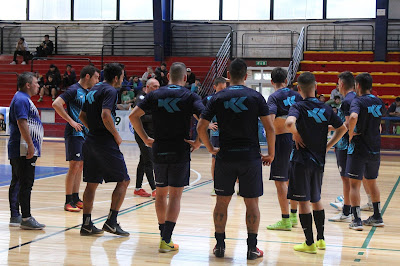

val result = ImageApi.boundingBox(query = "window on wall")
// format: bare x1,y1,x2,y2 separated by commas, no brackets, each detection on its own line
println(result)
173,0,219,20
120,0,153,20
274,0,323,20
327,0,376,19
0,0,26,20
74,0,116,20
29,0,71,20
223,0,270,20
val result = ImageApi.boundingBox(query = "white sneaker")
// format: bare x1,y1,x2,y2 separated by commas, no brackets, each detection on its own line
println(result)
335,195,344,203
10,61,16,65
21,61,27,65
360,203,373,212
330,200,344,211
328,212,352,222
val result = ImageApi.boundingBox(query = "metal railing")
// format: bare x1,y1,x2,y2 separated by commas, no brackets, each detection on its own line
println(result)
287,27,305,86
0,72,19,91
30,57,92,72
388,22,400,51
306,24,375,51
198,32,232,97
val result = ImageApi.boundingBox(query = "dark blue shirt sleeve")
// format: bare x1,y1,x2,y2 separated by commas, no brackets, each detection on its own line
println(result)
388,102,396,114
257,95,269,116
341,99,351,117
266,95,277,115
201,98,216,122
102,88,117,110
349,98,361,115
137,92,153,112
59,87,77,103
288,105,300,119
14,98,29,120
192,93,204,117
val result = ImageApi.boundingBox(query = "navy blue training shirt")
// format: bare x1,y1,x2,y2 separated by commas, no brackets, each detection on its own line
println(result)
348,94,386,155
60,82,89,138
288,97,343,168
82,82,118,138
267,87,303,118
201,85,269,162
335,91,356,150
137,85,204,163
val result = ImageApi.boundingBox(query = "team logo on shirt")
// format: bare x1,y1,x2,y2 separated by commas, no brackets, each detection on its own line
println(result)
223,97,248,113
367,105,382,117
158,98,181,113
86,91,97,104
307,108,327,123
283,96,296,106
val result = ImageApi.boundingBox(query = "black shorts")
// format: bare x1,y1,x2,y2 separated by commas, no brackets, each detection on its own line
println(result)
287,161,323,203
153,161,190,187
334,148,348,177
346,153,380,180
211,136,219,159
82,136,130,183
214,158,263,198
65,136,85,161
269,133,292,181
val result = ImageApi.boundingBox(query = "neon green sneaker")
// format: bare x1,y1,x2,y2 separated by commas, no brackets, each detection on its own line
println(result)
159,239,179,253
266,218,292,231
316,239,326,250
294,242,317,254
290,213,298,227
210,189,216,196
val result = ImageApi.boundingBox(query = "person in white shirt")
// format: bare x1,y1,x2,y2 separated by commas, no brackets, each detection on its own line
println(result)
10,37,30,65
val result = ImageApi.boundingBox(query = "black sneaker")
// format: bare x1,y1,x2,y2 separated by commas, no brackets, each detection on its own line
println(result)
363,215,385,227
213,244,225,258
247,247,264,260
9,215,22,227
103,222,130,236
20,216,45,230
349,219,364,231
80,224,104,236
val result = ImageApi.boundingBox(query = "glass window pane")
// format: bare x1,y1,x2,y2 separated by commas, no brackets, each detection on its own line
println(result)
327,0,376,19
274,0,323,20
120,0,153,20
74,0,116,20
30,0,71,20
174,0,219,20
0,1,26,20
223,0,270,20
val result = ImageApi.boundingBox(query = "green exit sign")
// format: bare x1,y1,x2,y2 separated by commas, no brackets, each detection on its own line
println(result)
256,61,267,66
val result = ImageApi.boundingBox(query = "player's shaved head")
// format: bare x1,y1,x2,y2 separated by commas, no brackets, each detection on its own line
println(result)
169,62,187,83
297,72,316,93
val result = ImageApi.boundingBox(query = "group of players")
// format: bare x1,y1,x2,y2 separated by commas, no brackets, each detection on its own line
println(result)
8,58,385,260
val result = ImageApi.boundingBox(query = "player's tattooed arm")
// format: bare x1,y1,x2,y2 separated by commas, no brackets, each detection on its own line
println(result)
101,109,122,145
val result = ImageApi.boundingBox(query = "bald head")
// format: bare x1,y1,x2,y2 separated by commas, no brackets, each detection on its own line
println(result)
145,78,160,93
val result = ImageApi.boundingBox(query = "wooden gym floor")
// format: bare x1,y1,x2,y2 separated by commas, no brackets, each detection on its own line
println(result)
0,136,399,265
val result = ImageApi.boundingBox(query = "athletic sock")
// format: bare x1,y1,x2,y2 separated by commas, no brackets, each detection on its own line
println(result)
247,233,257,249
352,206,361,221
83,213,92,227
159,223,165,237
313,210,325,241
72,193,80,203
282,214,290,219
372,202,382,219
299,213,314,246
66,194,73,204
135,188,141,191
290,209,298,214
215,232,226,247
106,209,118,225
162,221,176,243
343,205,351,216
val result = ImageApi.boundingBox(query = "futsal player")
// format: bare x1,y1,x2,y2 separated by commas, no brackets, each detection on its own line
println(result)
52,65,100,212
129,62,204,253
286,72,347,253
201,77,227,196
197,58,276,260
347,73,385,231
266,67,302,231
78,63,130,236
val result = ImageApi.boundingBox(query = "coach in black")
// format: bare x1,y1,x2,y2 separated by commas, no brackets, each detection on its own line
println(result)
130,62,204,253
197,59,275,260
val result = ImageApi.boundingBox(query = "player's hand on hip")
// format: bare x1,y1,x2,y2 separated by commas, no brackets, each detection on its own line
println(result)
144,137,154,148
261,154,274,166
292,132,305,150
27,143,35,159
70,121,83,131
114,135,123,146
208,122,218,131
184,139,201,152
209,147,220,155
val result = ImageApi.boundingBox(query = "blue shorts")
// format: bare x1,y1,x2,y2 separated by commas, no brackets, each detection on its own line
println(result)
211,136,219,158
334,148,348,177
269,133,292,181
214,158,263,198
82,136,130,183
65,136,85,161
153,161,190,187
287,161,323,203
346,153,380,180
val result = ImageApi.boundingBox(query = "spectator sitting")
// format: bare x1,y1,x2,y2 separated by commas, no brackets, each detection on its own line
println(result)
10,37,30,65
35,34,54,57
45,64,61,87
155,63,168,86
62,64,77,90
128,75,143,95
327,95,341,108
38,75,59,102
34,72,44,88
330,85,344,101
141,66,155,82
318,94,326,102
191,78,201,94
117,88,135,110
388,97,400,117
187,68,196,86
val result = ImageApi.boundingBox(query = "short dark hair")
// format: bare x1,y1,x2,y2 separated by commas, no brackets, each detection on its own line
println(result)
20,37,25,41
80,65,100,79
395,97,400,102
132,75,138,79
169,62,186,83
195,78,200,82
334,95,341,100
319,94,325,99
271,67,288,84
297,72,316,93
228,58,247,82
44,34,49,38
338,71,355,90
17,72,35,90
119,63,125,69
355,73,373,92
214,77,226,86
66,64,72,68
104,63,123,83
161,63,167,67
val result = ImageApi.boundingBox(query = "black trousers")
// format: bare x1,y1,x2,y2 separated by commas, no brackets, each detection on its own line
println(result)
13,50,30,62
9,156,37,218
134,132,156,190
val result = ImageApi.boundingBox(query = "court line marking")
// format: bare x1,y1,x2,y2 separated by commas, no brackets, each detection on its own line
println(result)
354,175,400,262
3,179,213,253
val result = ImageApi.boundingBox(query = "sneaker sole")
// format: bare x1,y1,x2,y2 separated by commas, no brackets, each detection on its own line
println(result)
293,249,317,254
328,218,352,223
20,225,45,230
80,230,104,236
317,246,326,250
9,223,21,227
364,223,385,227
103,226,130,236
349,226,364,231
266,227,292,231
159,248,178,253
64,208,81,212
